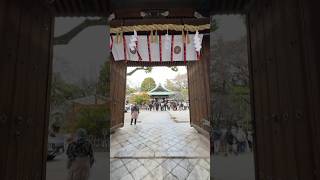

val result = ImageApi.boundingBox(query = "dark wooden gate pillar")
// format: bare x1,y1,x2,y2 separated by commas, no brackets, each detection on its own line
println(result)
0,0,53,179
248,0,320,179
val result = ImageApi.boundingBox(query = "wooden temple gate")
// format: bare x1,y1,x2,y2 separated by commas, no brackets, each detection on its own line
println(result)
109,60,127,132
108,14,211,132
0,0,319,179
0,1,53,179
187,36,211,136
109,35,212,136
247,0,320,179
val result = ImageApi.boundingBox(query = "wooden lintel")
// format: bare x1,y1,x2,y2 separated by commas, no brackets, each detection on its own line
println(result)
109,18,210,28
119,61,197,67
113,8,196,19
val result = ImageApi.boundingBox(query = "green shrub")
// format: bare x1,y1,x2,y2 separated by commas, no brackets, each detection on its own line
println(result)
75,107,109,137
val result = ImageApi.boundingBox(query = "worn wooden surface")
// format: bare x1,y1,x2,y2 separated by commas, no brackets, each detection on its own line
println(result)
247,0,320,179
51,0,110,16
50,0,256,17
210,0,253,14
110,59,127,131
0,0,53,179
187,35,211,136
300,0,320,178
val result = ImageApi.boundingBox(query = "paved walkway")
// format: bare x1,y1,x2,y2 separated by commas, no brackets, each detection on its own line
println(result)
167,110,190,123
46,152,109,180
110,111,210,180
212,153,255,180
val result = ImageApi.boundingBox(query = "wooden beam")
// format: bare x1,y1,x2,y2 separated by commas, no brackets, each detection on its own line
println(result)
77,0,85,15
60,0,70,14
99,0,109,13
70,0,79,14
110,18,210,27
125,61,196,67
64,0,75,14
114,8,195,19
93,0,101,14
53,0,63,14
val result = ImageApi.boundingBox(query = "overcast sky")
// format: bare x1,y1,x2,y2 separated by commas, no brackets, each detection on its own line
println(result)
53,15,246,85
127,66,187,88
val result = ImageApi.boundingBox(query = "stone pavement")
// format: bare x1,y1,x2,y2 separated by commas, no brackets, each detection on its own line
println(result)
167,110,190,123
46,152,109,180
212,153,255,180
110,111,210,180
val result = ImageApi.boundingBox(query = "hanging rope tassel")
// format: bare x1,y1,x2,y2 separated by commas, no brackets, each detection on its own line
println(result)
147,32,151,62
123,34,127,62
159,32,162,63
182,29,185,43
116,32,119,44
171,34,174,63
155,30,158,43
110,35,114,49
150,30,154,43
118,31,123,44
186,30,190,44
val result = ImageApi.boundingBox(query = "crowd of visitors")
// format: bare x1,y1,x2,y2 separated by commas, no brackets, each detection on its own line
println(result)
213,125,253,156
147,99,189,111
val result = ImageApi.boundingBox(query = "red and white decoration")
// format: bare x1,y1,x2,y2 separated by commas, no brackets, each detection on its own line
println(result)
110,33,203,62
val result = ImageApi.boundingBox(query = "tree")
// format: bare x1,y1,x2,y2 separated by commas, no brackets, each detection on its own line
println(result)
181,88,189,101
54,17,108,46
50,73,83,107
165,73,189,101
173,73,188,89
75,107,109,137
140,77,156,92
211,28,251,129
78,78,97,96
54,18,180,76
97,61,110,97
127,67,152,76
165,79,178,91
126,85,137,95
130,93,150,105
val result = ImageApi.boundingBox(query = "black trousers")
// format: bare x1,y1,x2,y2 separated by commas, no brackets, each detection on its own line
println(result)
131,119,137,124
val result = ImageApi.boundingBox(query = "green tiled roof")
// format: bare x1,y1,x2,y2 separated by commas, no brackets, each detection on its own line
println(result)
148,84,175,96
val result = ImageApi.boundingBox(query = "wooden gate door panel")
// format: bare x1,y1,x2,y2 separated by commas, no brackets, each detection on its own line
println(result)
0,0,53,179
187,35,210,135
110,59,127,131
248,0,319,179
0,1,22,178
300,0,320,177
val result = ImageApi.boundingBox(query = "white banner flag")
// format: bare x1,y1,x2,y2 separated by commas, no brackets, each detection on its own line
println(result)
111,34,203,62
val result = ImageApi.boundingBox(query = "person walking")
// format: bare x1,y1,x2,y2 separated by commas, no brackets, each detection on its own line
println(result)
236,128,247,153
148,103,153,111
66,128,94,180
183,102,187,110
230,126,239,155
213,128,222,154
167,102,171,111
220,127,228,155
179,102,184,111
247,131,253,152
225,127,238,156
131,103,140,125
155,102,159,111
160,101,164,111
